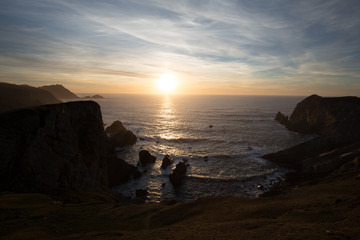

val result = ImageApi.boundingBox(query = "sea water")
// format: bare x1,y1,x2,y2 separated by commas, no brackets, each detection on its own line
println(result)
78,94,311,202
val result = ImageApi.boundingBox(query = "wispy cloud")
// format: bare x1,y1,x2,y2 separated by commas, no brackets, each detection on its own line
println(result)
0,0,359,95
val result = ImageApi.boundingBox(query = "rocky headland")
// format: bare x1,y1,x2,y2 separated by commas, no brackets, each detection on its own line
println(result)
0,101,138,197
263,94,360,180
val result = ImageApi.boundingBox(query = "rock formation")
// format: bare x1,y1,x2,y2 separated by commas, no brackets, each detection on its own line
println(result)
0,82,61,113
83,95,104,99
274,112,289,126
105,120,137,147
0,101,136,194
265,95,360,178
161,155,174,169
275,94,360,136
169,162,187,187
39,84,79,99
139,150,156,165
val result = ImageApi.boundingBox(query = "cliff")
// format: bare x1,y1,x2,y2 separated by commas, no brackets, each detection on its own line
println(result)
264,95,360,176
275,94,360,137
39,84,79,99
0,101,135,195
0,82,61,113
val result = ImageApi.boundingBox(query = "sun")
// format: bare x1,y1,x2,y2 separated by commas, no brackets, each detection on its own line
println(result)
157,73,177,93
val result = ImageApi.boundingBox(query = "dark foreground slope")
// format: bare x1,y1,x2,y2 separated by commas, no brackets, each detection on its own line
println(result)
0,162,359,240
0,82,61,113
39,84,79,99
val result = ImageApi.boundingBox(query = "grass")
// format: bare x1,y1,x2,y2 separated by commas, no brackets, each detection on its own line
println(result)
1,167,360,239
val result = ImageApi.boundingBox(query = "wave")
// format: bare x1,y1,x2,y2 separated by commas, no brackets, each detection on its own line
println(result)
187,168,285,184
147,136,227,145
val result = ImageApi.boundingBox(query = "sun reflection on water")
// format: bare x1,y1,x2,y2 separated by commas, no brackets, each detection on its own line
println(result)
158,96,179,140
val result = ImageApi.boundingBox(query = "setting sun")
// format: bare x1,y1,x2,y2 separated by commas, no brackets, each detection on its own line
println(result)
157,73,177,93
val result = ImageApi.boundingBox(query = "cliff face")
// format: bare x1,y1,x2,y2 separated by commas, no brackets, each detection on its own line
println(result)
277,94,360,137
265,95,360,175
0,101,134,194
0,82,61,113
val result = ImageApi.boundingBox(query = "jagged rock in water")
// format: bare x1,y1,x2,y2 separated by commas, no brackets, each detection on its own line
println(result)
169,162,187,187
161,155,174,169
106,120,137,147
139,150,156,165
105,120,127,135
275,112,289,126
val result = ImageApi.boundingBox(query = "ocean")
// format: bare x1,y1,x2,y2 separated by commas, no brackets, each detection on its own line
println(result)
79,94,312,202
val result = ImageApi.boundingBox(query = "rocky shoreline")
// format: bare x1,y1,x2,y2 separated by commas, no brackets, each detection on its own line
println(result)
1,94,360,239
1,94,359,198
0,99,189,202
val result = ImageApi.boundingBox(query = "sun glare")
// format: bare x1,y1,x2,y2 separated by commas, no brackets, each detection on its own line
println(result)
157,73,177,93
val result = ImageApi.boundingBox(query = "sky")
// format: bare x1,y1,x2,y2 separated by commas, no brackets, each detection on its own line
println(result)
0,0,360,96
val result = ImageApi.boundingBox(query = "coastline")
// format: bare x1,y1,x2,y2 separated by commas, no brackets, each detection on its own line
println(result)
1,93,360,239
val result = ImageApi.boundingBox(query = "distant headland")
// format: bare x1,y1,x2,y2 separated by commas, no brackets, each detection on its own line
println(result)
0,82,106,113
39,84,80,99
83,94,105,99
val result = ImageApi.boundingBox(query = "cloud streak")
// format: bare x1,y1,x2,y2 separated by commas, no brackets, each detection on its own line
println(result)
0,0,359,95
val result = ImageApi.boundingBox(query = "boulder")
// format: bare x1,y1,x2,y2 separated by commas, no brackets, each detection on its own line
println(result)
105,120,127,135
106,120,137,147
139,150,156,165
169,162,187,187
161,155,174,169
109,131,137,147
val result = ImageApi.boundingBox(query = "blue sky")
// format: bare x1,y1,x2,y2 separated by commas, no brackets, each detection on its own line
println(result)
0,0,359,95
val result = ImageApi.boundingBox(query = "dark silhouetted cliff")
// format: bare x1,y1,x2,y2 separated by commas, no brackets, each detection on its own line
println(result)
0,82,61,113
263,95,360,176
39,84,79,99
276,94,360,136
0,101,136,195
